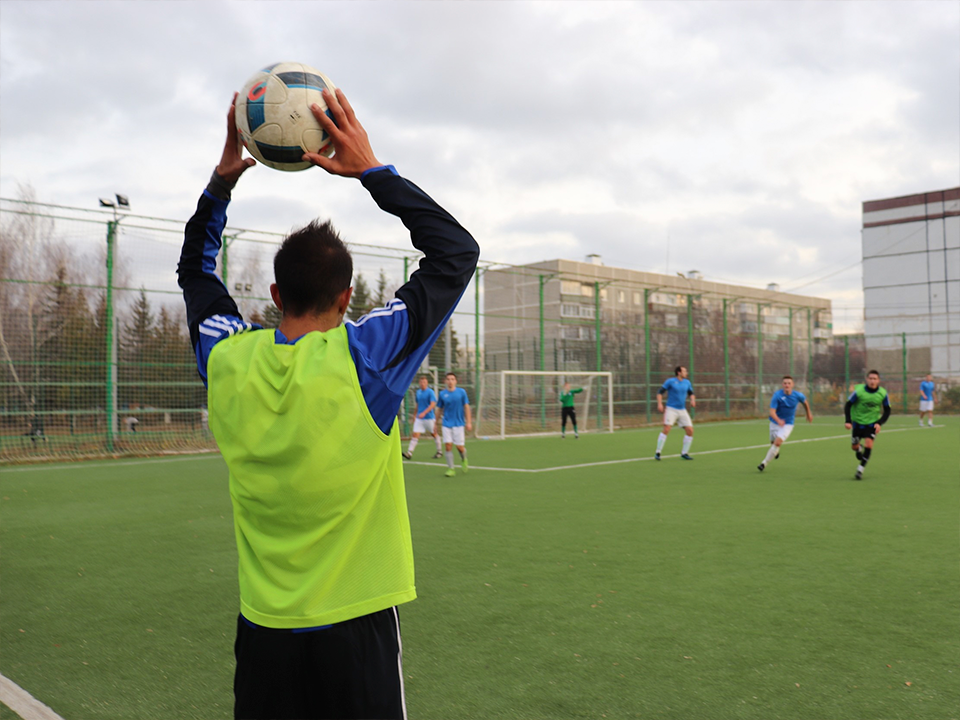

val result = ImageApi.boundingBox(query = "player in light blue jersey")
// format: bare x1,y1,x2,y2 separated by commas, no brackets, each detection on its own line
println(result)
655,366,696,460
404,375,443,459
919,374,937,427
758,376,813,471
437,372,471,477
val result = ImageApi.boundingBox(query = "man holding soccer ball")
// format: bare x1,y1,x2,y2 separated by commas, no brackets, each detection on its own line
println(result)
178,87,478,719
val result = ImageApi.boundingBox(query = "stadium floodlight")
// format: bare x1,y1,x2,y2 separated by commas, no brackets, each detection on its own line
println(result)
99,198,116,208
115,194,130,209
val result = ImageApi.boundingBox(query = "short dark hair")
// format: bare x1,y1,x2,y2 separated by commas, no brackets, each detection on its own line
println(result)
782,375,793,381
273,219,352,317
675,366,685,376
445,372,457,379
867,369,880,377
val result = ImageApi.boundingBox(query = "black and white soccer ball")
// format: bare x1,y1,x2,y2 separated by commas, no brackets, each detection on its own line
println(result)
235,62,337,172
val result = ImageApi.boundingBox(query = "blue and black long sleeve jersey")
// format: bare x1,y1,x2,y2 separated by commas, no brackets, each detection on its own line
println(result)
177,166,479,433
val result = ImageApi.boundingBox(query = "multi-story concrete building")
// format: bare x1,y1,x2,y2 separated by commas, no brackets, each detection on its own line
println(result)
483,258,833,417
861,188,959,380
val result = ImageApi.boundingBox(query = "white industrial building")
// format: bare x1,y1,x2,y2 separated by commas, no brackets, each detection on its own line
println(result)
861,188,960,380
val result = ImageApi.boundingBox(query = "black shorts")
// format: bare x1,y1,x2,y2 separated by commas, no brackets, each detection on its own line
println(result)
850,423,877,442
234,607,405,720
561,406,577,425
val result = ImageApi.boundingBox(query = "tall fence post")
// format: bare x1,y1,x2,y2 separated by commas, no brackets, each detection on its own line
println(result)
687,294,695,418
902,331,908,412
644,288,652,423
539,275,546,429
757,304,764,414
843,334,850,395
594,282,602,430
104,219,118,452
807,308,813,391
788,307,794,376
723,298,730,417
474,269,481,409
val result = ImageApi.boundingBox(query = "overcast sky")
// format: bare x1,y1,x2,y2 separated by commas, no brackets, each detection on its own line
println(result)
2,0,958,332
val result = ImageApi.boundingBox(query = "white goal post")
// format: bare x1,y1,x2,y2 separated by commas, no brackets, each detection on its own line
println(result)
475,371,614,439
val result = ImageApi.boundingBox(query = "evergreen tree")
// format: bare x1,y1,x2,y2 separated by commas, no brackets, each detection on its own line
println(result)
428,324,460,372
261,302,282,328
374,269,389,308
348,273,371,321
122,289,155,409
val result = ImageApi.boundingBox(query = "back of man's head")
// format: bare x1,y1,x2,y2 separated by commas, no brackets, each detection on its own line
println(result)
274,220,353,317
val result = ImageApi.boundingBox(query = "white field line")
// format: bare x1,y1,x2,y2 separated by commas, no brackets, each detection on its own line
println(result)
1,453,223,474
3,424,943,476
0,674,66,720
407,425,943,474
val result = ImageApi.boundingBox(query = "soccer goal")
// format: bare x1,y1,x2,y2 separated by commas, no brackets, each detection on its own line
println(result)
475,371,614,439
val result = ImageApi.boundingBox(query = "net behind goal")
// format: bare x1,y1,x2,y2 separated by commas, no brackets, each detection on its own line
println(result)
475,371,614,438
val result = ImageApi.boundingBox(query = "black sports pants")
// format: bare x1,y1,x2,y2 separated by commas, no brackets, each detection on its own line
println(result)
562,406,577,430
234,607,405,720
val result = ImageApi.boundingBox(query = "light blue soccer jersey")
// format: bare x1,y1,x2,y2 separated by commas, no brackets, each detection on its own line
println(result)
416,387,437,419
438,387,469,427
770,389,807,425
660,378,693,410
920,380,935,402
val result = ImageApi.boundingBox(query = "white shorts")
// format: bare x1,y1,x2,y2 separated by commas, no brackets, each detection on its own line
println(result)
769,421,795,442
412,418,436,435
442,426,466,446
663,408,692,428
919,400,934,412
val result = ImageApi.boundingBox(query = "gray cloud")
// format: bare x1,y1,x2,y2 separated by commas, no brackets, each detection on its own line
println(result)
1,0,957,336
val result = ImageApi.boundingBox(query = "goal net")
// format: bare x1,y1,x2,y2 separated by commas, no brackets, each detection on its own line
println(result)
475,371,614,439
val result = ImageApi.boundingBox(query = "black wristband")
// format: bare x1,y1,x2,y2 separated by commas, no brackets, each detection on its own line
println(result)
206,169,236,201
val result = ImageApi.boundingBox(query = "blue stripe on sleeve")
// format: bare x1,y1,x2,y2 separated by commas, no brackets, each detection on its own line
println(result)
360,165,398,180
345,296,457,434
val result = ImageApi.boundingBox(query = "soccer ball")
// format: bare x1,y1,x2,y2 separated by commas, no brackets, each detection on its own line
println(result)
235,62,337,172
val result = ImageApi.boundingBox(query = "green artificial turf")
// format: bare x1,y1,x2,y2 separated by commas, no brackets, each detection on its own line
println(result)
2,417,957,719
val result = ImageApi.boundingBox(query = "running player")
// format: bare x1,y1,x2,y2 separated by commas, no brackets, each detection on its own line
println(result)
437,372,471,477
178,90,478,719
844,370,891,480
404,375,443,459
655,366,696,460
919,373,937,427
757,375,813,471
560,383,583,438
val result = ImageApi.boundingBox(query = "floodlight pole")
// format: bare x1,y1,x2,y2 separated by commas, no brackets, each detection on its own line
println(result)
99,195,128,453
105,218,118,452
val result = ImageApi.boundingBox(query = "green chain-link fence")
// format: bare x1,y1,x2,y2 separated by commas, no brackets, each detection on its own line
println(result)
2,198,955,462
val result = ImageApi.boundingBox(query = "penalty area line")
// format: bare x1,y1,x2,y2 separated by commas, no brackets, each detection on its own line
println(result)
0,673,66,720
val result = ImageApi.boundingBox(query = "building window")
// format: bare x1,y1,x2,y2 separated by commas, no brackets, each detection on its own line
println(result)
617,290,626,304
561,304,595,319
561,280,581,295
665,313,679,327
580,284,593,297
633,292,641,305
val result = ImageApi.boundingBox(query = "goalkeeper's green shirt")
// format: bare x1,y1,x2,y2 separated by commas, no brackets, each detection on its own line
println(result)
560,388,583,407
207,326,416,628
849,384,889,425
